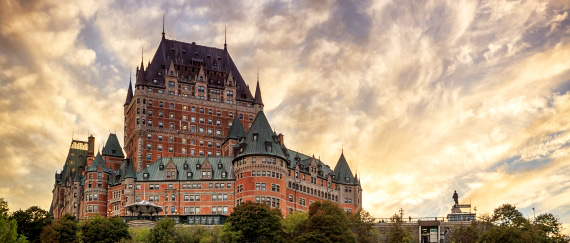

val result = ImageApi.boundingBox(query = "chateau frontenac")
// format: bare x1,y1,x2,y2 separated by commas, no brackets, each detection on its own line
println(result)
50,31,362,222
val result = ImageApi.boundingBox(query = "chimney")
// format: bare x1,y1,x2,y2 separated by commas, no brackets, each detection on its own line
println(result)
88,135,95,156
87,135,95,166
278,133,284,146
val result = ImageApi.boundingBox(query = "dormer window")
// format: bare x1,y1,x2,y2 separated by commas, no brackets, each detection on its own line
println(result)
253,133,258,142
153,79,157,84
265,142,272,152
169,71,174,77
318,171,323,176
218,164,223,169
158,72,162,76
196,164,201,169
187,172,192,178
184,163,188,170
221,172,227,178
159,165,164,170
345,177,349,182
143,173,149,179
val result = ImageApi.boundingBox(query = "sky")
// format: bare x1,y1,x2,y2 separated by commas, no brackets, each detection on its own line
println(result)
1,0,569,233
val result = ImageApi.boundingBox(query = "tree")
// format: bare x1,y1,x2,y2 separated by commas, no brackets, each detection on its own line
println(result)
384,214,413,243
448,221,479,243
149,217,176,243
282,211,308,241
0,215,28,243
10,206,51,243
0,198,27,243
535,213,562,237
348,210,380,243
0,198,9,219
81,215,130,243
225,202,284,243
491,204,525,227
297,201,356,243
40,214,79,243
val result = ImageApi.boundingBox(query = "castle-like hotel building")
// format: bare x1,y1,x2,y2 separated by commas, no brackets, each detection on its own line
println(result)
50,32,362,222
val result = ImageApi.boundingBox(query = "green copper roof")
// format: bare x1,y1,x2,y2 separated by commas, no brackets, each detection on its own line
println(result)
226,116,246,142
124,159,137,178
236,110,286,160
333,153,356,185
136,156,234,181
102,133,124,158
88,152,110,173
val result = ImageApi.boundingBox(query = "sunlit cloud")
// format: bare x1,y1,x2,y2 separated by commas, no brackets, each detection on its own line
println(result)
0,0,569,233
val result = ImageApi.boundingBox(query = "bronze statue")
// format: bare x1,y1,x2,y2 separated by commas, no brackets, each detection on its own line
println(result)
452,190,459,205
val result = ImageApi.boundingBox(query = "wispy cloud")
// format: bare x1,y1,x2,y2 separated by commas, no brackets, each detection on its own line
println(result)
0,0,569,233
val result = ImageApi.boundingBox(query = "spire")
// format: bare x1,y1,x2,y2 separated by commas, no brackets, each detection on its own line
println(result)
162,13,165,40
253,69,263,106
224,25,227,51
124,77,133,106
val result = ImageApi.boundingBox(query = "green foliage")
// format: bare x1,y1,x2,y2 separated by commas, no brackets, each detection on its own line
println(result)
10,206,51,243
348,210,380,243
219,221,242,243
81,215,130,243
173,225,219,243
384,214,413,243
282,211,308,240
296,201,356,243
457,204,570,243
0,198,27,243
49,214,80,243
491,204,525,227
0,215,28,243
0,198,9,219
149,217,176,243
449,221,480,243
128,227,151,243
535,213,562,237
225,202,284,243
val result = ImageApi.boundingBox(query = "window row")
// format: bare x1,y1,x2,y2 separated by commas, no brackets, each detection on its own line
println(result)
212,194,229,201
255,196,281,208
252,170,283,179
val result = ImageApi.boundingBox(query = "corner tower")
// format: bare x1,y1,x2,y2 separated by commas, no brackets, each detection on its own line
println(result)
233,110,288,214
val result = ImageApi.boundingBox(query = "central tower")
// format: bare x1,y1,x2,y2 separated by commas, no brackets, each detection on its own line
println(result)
124,33,263,171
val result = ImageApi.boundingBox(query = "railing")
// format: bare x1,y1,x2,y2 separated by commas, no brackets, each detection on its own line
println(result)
373,216,474,224
121,214,227,225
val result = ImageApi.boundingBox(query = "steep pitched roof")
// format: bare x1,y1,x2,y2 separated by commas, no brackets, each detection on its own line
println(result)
236,110,286,160
102,133,124,158
225,116,246,142
124,80,133,105
88,152,110,173
124,159,137,179
333,153,356,185
136,38,253,101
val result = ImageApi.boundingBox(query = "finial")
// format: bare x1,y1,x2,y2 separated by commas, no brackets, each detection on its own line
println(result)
342,143,344,154
224,25,227,46
257,67,259,82
162,13,165,40
130,68,132,81
141,46,143,62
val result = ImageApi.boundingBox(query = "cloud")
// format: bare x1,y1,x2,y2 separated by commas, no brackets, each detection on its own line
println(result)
0,0,569,233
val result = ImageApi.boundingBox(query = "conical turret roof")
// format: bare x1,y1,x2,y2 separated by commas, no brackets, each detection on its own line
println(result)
253,80,263,105
124,80,133,105
102,133,124,158
88,152,110,173
333,152,356,184
237,110,286,160
226,116,246,142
